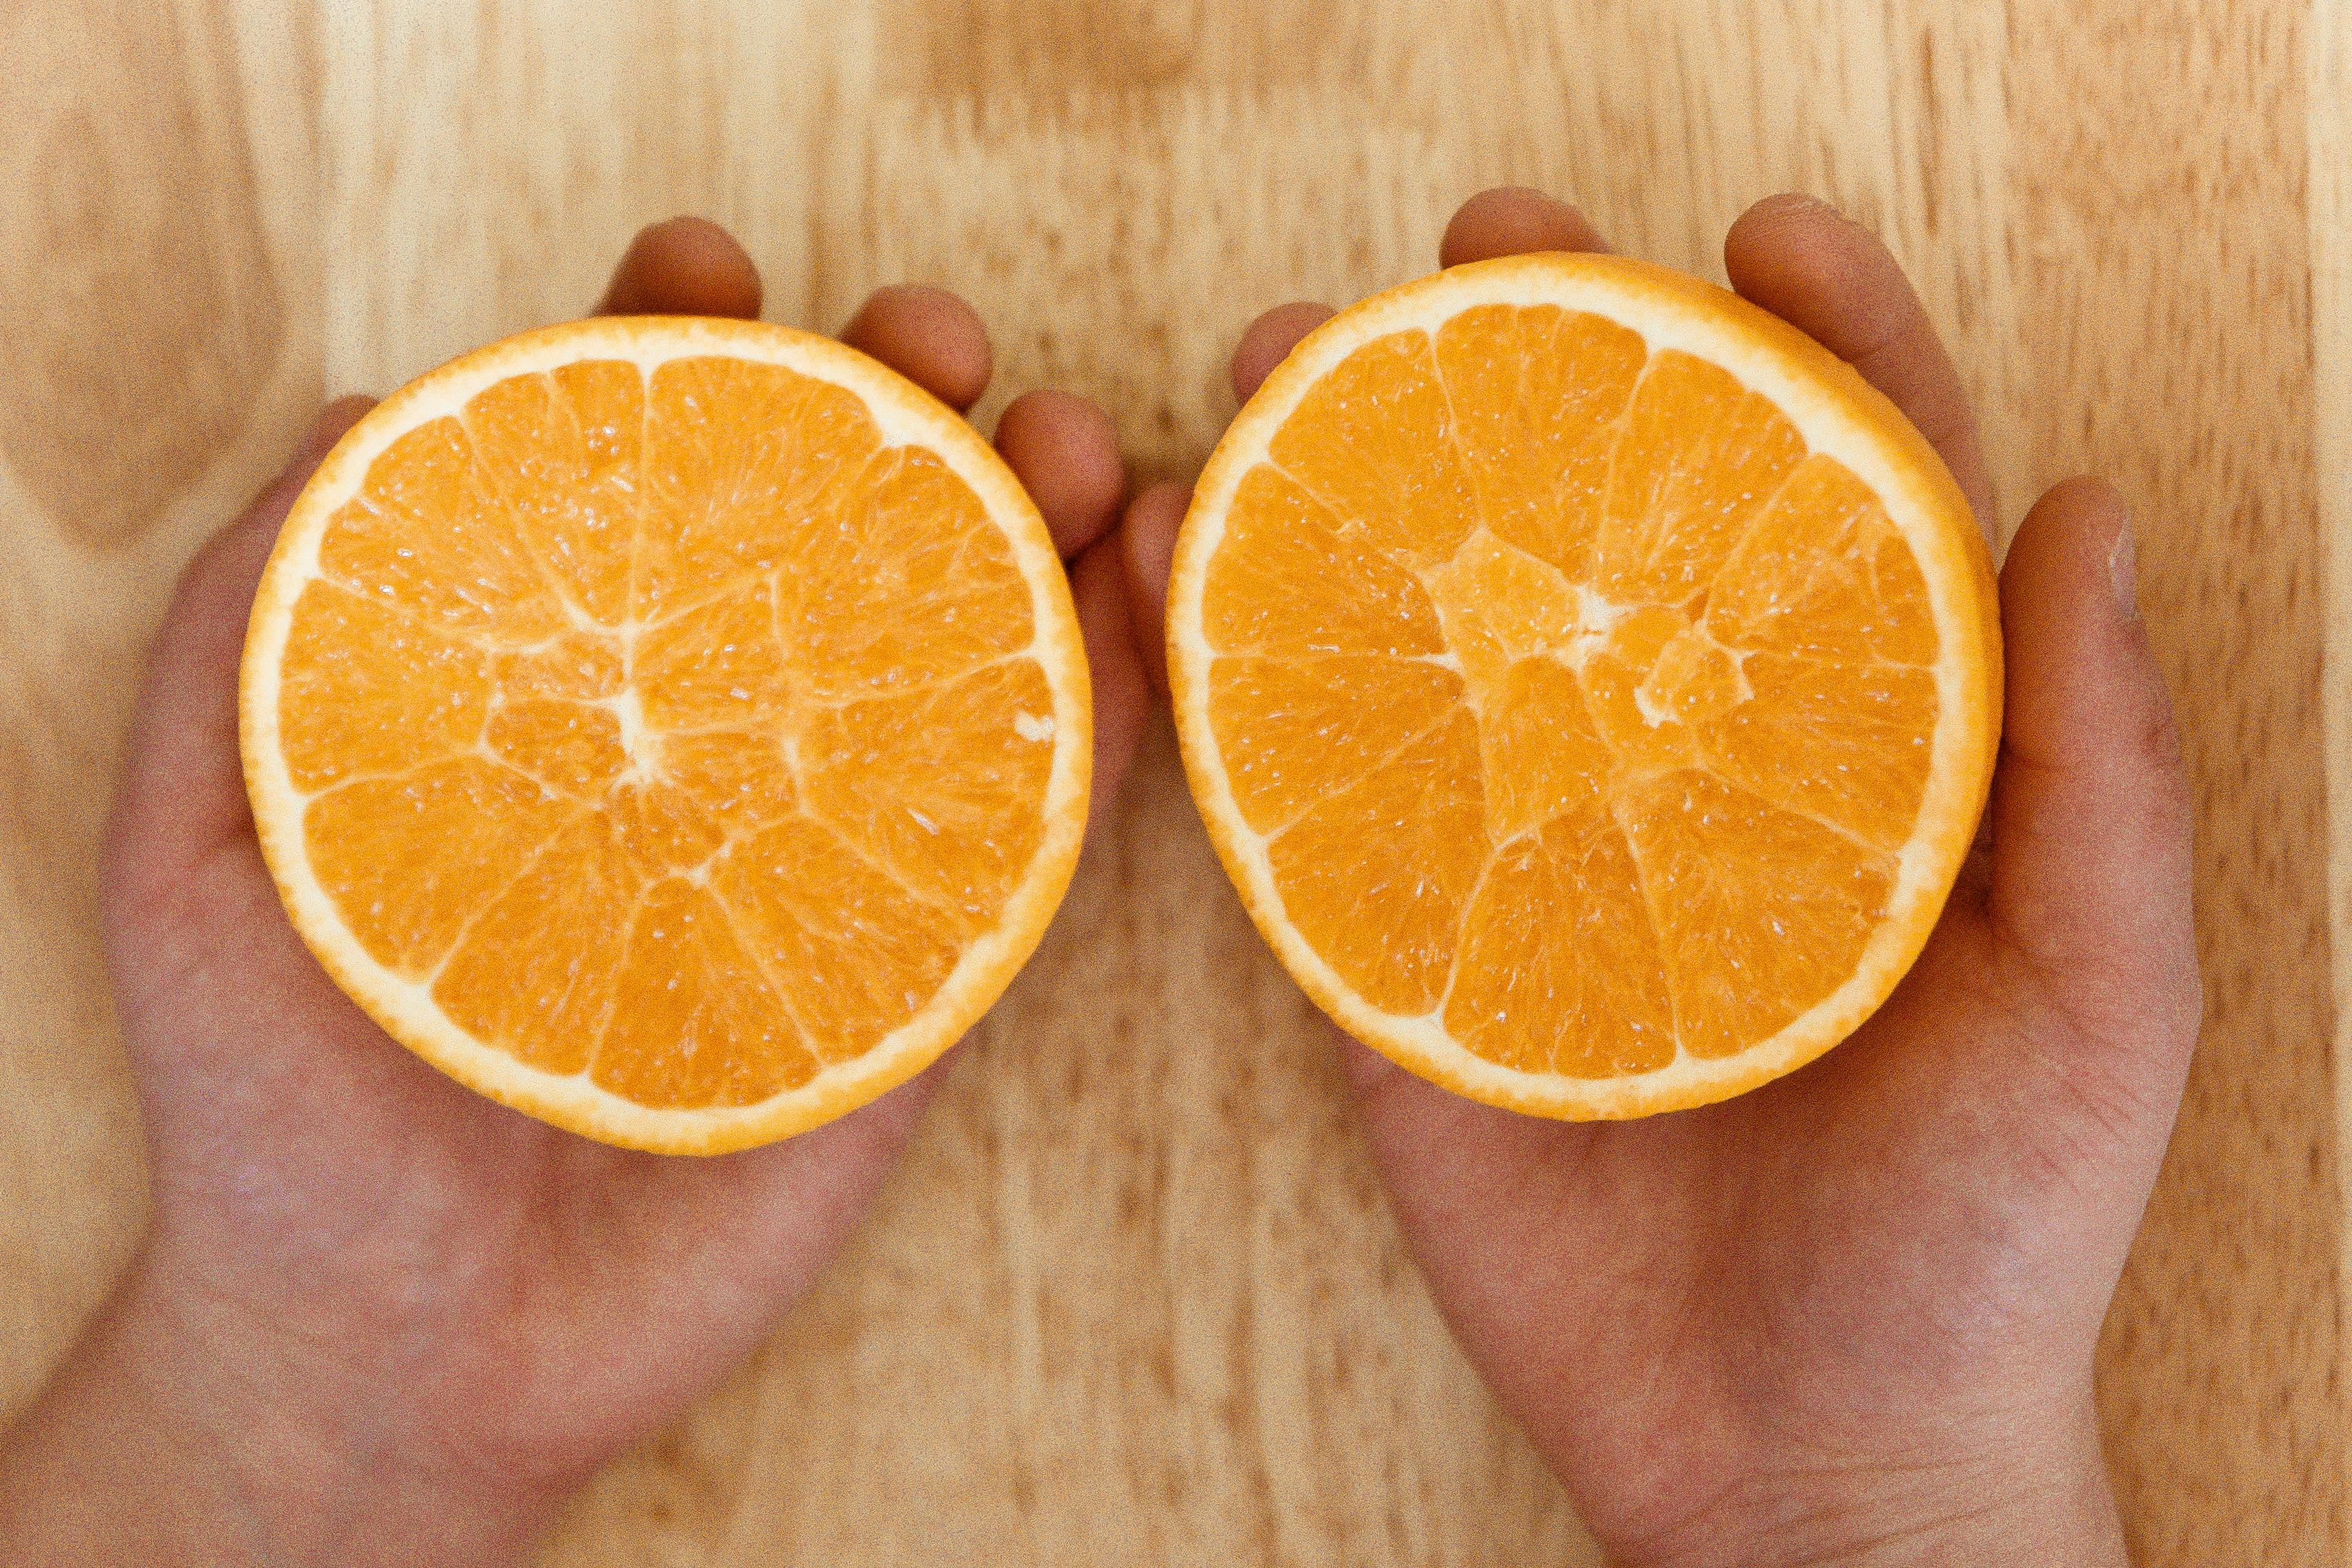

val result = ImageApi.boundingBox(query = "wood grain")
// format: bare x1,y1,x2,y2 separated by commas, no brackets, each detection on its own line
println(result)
2012,10,2344,1560
1,1,2340,1560
0,0,324,1411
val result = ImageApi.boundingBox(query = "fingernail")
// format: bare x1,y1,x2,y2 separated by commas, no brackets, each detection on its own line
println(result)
1766,190,1842,221
2107,519,2140,622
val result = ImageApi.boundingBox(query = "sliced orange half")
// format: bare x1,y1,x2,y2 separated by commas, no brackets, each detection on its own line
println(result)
242,318,1090,1153
1169,255,2000,1118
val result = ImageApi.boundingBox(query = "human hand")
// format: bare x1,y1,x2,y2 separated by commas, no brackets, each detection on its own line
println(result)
1120,188,2199,1567
0,218,1149,1565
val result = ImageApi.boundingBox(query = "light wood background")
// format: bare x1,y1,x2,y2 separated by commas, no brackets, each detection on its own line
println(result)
1,1,2341,1561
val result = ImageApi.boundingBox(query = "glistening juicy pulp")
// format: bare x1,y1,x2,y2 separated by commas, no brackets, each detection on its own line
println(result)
278,357,1057,1108
1200,306,1939,1077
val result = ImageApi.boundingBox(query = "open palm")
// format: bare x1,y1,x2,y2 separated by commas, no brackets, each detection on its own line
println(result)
1123,189,2199,1566
19,219,1148,1563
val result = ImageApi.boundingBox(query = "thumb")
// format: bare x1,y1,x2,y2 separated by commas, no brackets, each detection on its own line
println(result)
1117,480,1189,696
1988,477,2201,1054
104,398,374,908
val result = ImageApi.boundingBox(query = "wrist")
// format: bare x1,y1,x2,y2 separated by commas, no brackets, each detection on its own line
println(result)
1613,1400,2126,1568
0,1244,561,1567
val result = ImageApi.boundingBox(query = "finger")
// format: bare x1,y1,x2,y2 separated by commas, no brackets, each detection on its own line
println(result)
1988,477,2201,1057
840,286,992,413
994,390,1126,558
1231,303,1334,404
1118,481,1189,697
107,397,377,897
1723,193,1993,526
1072,535,1148,833
595,216,763,319
1439,186,1611,267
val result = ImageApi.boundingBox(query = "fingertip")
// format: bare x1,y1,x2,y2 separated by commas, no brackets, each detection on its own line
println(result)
2038,473,2131,532
2053,475,2137,614
1119,482,1189,696
2000,478,2162,757
1721,194,1896,358
597,216,763,319
1439,186,1610,267
1721,192,1880,330
1071,537,1149,834
995,390,1127,557
1989,475,2195,1035
1724,192,1992,527
2000,475,2135,633
1722,191,1841,267
1231,303,1334,404
842,285,993,412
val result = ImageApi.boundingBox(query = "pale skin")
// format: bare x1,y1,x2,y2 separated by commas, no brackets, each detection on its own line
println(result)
0,191,2197,1567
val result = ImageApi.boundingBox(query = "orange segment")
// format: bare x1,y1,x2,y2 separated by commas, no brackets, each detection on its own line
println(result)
1574,605,1710,779
1267,329,1478,568
713,816,965,1063
1705,454,1940,665
317,420,567,644
779,446,1035,698
495,631,626,702
1423,530,1580,693
1201,464,1445,658
434,814,645,1075
1470,655,1609,846
605,776,730,876
633,579,793,730
1444,798,1677,1077
459,363,643,626
662,729,798,835
1616,771,1896,1060
796,660,1058,926
243,317,1089,1153
1694,652,1936,853
483,699,628,797
592,877,820,1108
1593,350,1807,607
1264,709,1486,1016
637,358,877,620
1171,253,2000,1119
302,758,579,977
1433,303,1646,577
278,582,493,789
1206,655,1466,833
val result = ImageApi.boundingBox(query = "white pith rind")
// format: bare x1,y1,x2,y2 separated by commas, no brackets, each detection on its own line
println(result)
1168,255,2000,1120
243,317,1093,1154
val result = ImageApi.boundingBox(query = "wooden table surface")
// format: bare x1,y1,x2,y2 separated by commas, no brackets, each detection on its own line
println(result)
3,1,2342,1560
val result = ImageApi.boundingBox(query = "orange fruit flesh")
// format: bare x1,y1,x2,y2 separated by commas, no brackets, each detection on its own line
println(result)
269,348,1062,1119
1197,300,1951,1083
